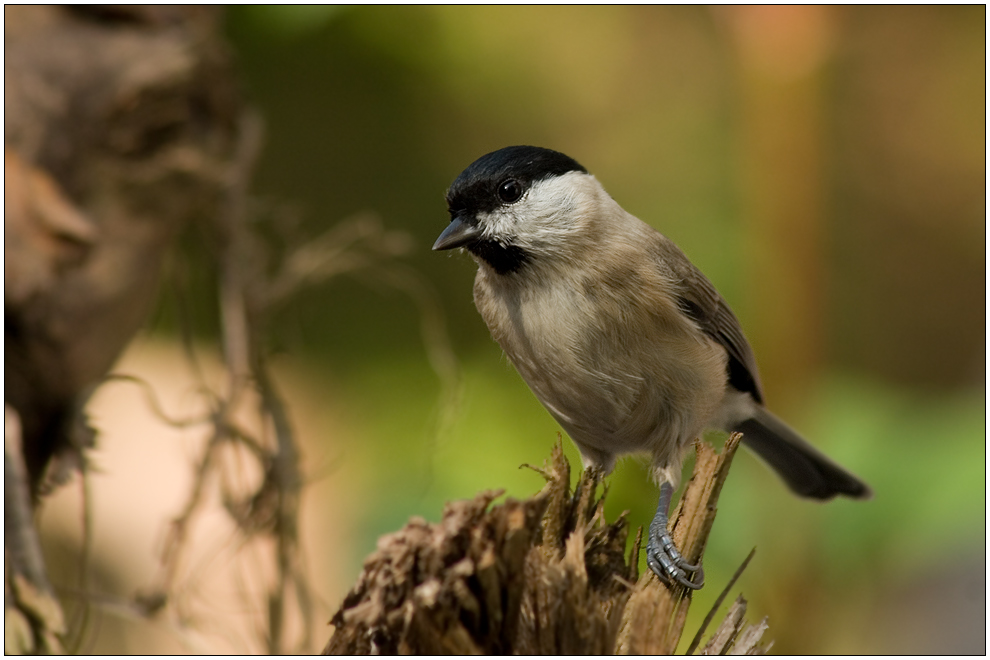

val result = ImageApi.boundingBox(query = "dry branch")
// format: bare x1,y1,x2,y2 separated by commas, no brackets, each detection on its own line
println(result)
323,434,771,654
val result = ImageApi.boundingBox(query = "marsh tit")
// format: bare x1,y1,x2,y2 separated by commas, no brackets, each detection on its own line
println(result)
434,145,871,589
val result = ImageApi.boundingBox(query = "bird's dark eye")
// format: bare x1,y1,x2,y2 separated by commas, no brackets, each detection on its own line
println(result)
497,178,524,204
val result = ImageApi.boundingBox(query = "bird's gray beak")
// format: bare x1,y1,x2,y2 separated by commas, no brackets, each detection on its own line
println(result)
432,216,481,251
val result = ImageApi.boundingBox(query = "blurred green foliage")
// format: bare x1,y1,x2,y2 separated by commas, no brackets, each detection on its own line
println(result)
156,6,985,653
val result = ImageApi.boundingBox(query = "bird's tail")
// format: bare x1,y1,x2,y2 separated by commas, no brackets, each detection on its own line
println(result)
735,407,872,500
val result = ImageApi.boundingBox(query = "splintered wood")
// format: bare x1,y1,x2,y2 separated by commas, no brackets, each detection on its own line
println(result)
323,434,770,654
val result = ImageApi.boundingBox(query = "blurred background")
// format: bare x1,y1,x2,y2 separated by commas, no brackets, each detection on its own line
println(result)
37,5,984,654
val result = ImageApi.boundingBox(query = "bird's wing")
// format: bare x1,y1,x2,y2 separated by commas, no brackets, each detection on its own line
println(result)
655,238,765,404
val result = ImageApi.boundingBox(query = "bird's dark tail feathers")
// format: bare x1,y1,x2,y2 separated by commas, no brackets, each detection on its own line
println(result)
735,407,872,500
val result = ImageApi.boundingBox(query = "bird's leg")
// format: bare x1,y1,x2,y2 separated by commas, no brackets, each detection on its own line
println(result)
645,481,705,589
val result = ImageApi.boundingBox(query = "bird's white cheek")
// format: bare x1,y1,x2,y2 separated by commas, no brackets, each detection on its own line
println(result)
475,209,518,242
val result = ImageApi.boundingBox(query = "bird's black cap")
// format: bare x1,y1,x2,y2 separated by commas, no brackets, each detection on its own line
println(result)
437,146,587,275
445,146,587,217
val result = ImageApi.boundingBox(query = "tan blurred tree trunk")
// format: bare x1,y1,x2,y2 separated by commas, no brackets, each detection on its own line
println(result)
720,6,836,412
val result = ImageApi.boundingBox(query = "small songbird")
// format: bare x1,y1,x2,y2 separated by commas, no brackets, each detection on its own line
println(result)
433,145,871,589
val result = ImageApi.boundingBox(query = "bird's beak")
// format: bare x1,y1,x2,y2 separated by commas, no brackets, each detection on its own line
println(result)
432,216,481,251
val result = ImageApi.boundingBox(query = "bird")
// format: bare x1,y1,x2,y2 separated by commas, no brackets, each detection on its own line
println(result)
433,145,871,590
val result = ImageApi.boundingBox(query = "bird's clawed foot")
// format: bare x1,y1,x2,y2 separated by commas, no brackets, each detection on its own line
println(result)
645,482,704,590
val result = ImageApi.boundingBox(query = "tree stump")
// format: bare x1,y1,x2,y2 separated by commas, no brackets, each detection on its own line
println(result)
323,434,771,654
